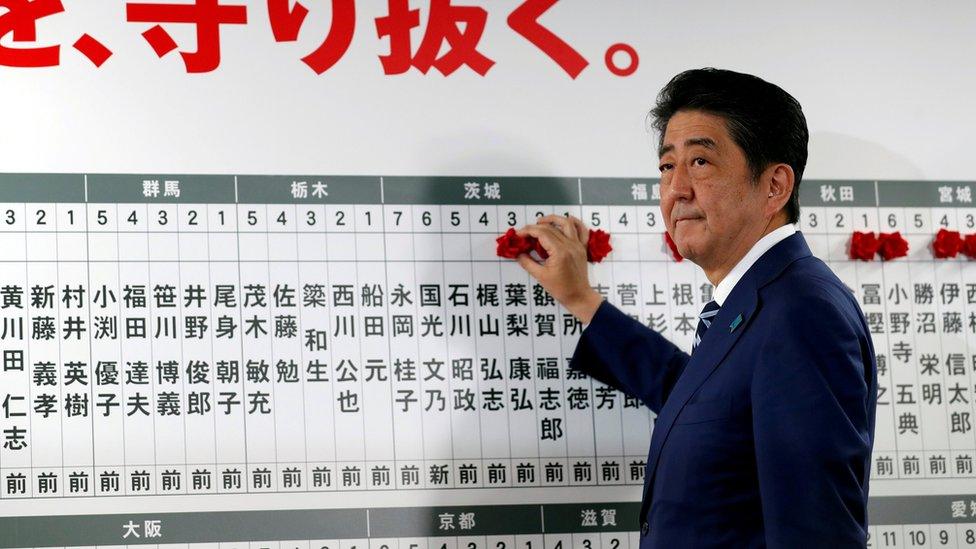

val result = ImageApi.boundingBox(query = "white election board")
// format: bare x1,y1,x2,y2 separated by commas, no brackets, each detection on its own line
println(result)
0,174,974,549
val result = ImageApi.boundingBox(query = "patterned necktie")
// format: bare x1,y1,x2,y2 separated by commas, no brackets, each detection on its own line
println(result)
692,300,721,354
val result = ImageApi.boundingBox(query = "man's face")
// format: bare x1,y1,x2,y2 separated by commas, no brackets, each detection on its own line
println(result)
658,110,768,269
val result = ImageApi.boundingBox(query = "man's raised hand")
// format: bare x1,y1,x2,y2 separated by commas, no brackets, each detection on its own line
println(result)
514,214,603,324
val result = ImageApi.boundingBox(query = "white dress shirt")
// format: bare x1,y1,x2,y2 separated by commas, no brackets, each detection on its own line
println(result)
712,224,797,307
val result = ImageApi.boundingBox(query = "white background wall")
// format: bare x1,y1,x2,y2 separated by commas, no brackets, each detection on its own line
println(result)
1,0,973,182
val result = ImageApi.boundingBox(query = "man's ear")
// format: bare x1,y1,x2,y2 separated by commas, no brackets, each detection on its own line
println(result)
764,164,794,218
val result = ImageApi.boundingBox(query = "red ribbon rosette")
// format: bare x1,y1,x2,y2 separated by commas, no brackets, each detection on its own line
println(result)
495,228,532,259
587,229,613,263
495,226,613,263
849,231,880,261
932,228,963,259
664,232,683,262
878,231,909,261
963,234,976,259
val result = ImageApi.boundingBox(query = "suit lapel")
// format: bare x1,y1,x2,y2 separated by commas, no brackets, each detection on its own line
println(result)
637,231,814,520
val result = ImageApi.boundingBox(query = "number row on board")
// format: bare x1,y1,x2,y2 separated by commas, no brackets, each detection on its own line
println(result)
0,204,973,234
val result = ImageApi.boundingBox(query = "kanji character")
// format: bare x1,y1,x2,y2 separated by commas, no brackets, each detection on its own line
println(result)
126,0,248,73
0,0,63,67
267,0,355,75
375,0,494,76
0,0,111,67
508,0,588,79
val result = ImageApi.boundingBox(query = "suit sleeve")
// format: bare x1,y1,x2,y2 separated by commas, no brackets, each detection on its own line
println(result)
752,294,875,548
569,299,691,414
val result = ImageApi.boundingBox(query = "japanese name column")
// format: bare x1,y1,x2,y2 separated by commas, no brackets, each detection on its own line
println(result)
958,185,976,479
531,189,570,489
932,182,976,479
146,177,186,495
562,179,596,488
555,180,597,485
85,175,125,498
461,179,510,489
323,179,367,491
83,177,128,497
959,184,976,479
204,181,247,495
581,183,625,487
59,177,96,495
381,178,425,489
236,179,278,492
0,179,30,499
500,185,539,488
347,179,394,491
866,181,903,480
439,181,483,490
633,177,665,490
850,182,892,481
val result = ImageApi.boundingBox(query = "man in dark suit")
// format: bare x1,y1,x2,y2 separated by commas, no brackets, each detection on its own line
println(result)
516,68,877,547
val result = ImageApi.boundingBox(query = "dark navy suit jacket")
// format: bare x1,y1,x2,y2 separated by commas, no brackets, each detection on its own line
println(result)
570,231,877,548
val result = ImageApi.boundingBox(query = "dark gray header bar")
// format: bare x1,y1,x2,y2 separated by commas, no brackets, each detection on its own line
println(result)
0,496,969,547
0,175,972,207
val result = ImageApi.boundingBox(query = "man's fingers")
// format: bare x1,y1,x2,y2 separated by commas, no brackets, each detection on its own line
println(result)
568,216,590,245
537,214,582,240
536,214,562,227
517,223,567,255
516,253,544,278
537,214,580,241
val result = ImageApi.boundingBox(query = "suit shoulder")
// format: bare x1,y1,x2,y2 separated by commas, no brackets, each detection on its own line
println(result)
760,255,864,330
752,255,876,406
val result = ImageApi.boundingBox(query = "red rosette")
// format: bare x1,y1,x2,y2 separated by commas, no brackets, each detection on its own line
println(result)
586,229,613,262
849,231,880,261
496,227,612,263
664,232,683,262
495,228,531,259
932,228,963,259
963,234,976,259
877,231,909,261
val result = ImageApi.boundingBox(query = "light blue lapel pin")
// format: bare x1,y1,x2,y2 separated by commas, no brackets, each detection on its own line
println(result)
729,313,743,333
